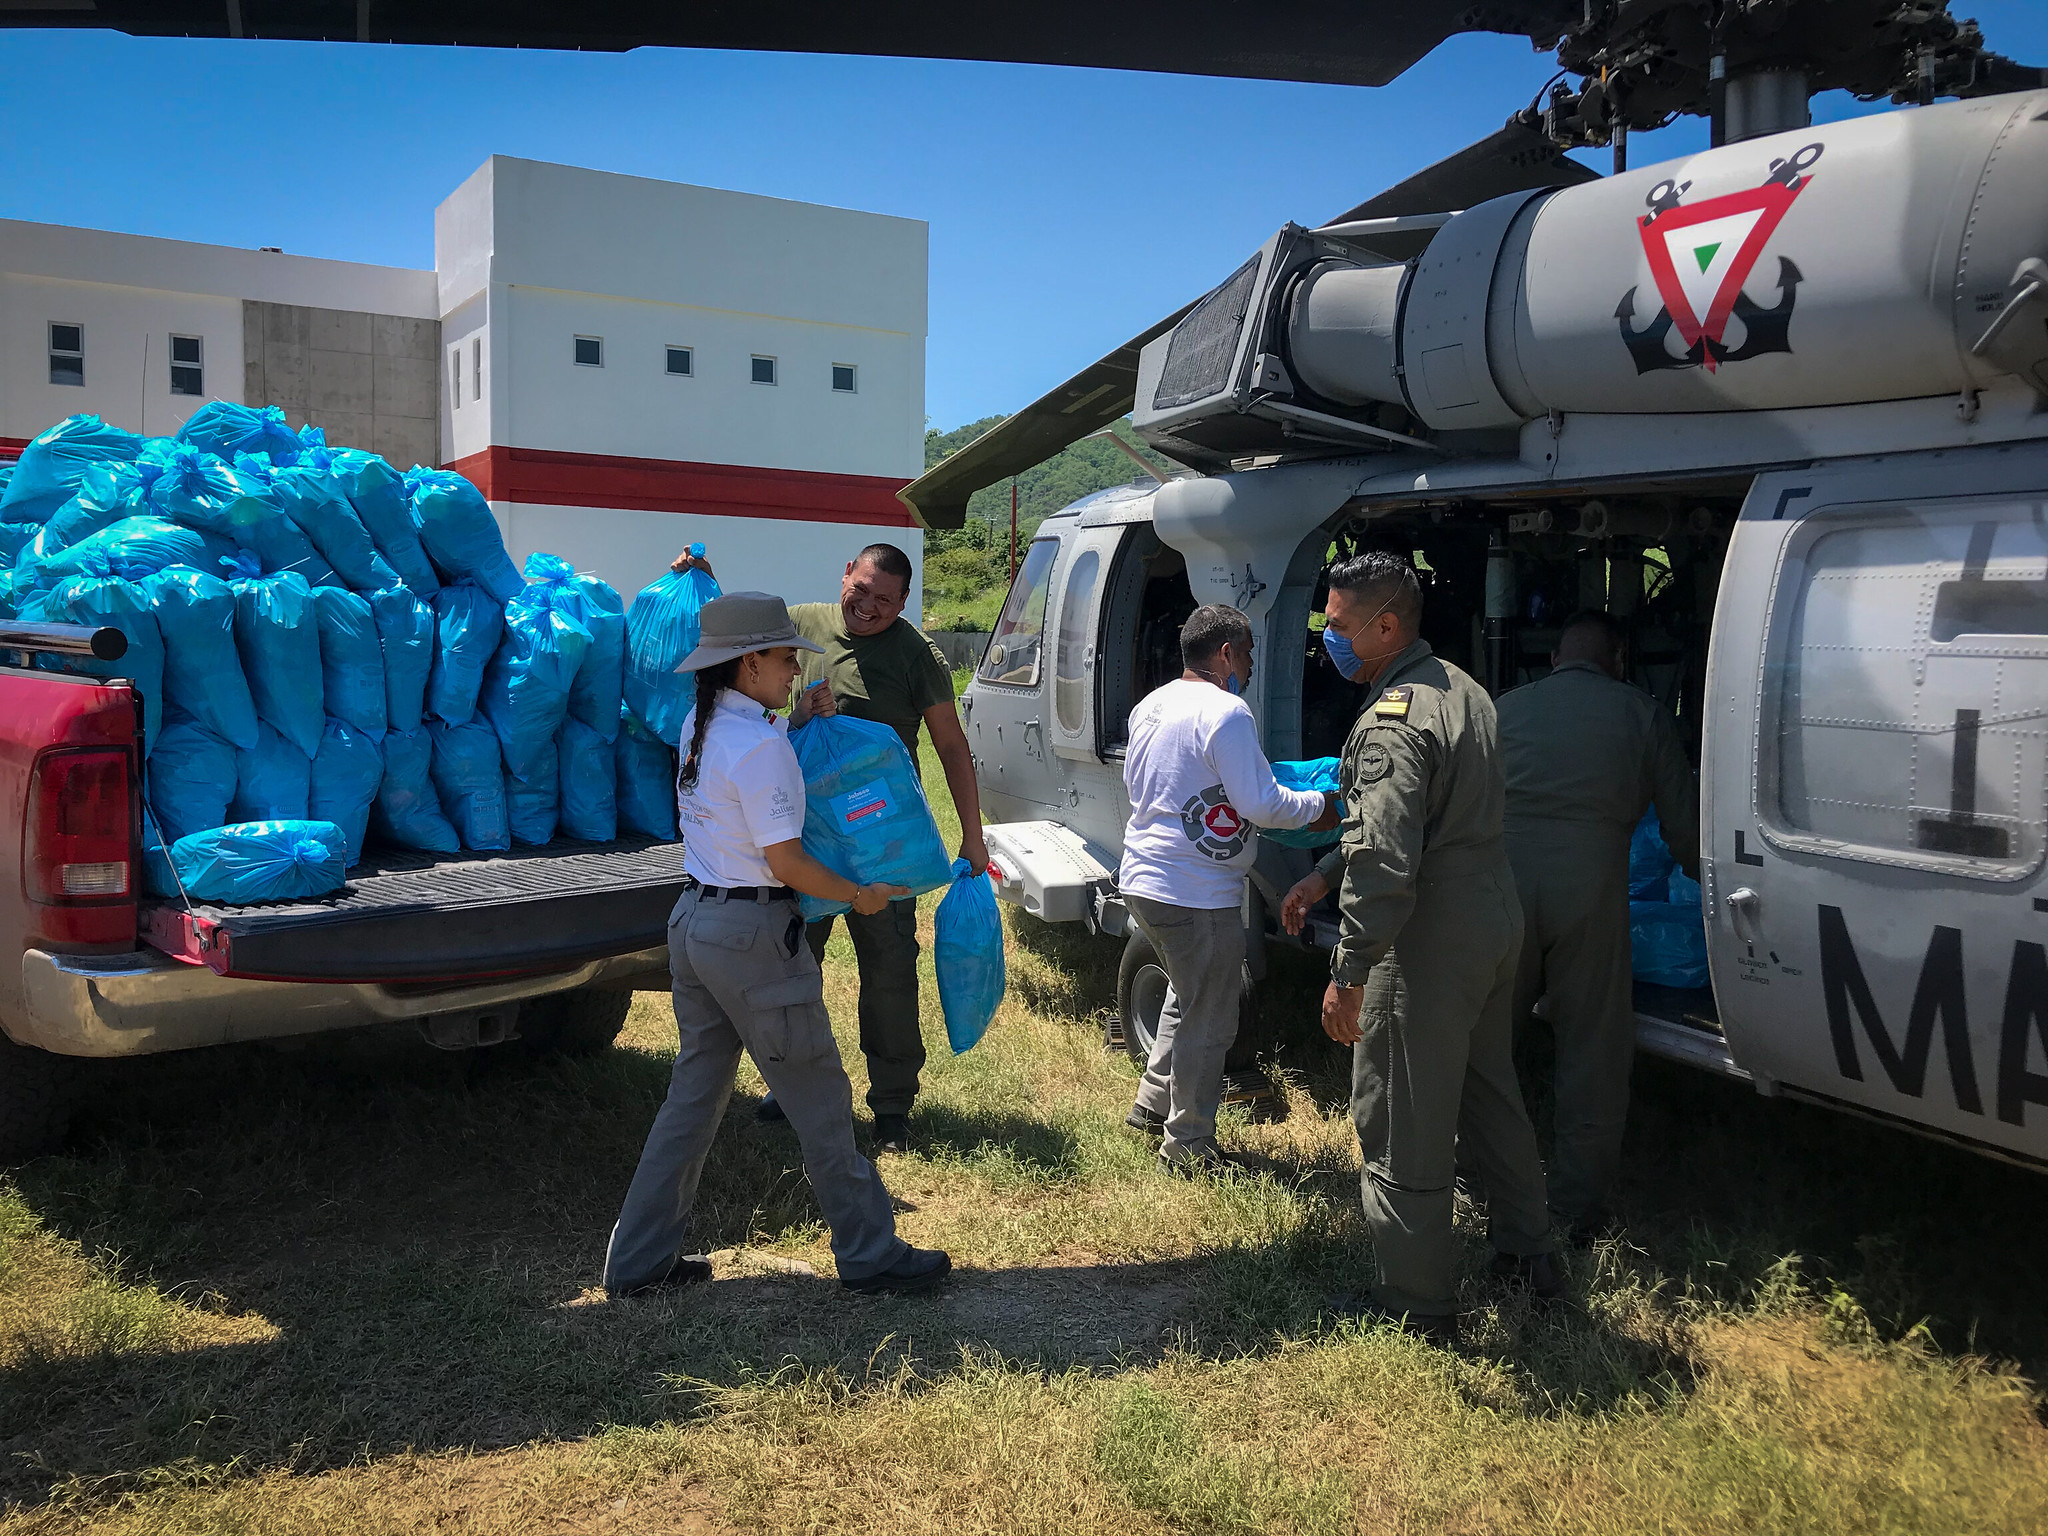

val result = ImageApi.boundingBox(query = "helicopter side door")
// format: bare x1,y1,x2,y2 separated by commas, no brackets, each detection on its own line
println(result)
1704,446,2048,1165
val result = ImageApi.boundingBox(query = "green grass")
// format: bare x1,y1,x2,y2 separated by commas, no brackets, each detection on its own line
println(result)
1,744,2045,1532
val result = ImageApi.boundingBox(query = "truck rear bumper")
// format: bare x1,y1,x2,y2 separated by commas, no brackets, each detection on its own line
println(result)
11,945,670,1058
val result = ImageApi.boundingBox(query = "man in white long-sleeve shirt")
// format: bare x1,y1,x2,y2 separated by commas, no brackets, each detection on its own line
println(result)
1120,604,1337,1172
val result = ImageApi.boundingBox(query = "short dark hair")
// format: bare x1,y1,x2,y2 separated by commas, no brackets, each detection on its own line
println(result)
1555,609,1625,661
854,543,914,593
1326,550,1421,629
1180,604,1252,668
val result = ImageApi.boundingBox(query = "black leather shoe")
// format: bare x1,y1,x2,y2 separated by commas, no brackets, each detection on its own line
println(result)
872,1113,912,1154
1490,1250,1567,1301
842,1246,951,1295
608,1255,714,1297
755,1094,787,1123
1326,1293,1459,1346
1125,1105,1166,1137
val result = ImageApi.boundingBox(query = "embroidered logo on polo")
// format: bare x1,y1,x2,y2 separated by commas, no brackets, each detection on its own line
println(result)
1615,141,1821,374
1178,784,1250,860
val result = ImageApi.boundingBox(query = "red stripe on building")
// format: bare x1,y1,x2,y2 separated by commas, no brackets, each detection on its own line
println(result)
444,446,918,527
0,437,29,461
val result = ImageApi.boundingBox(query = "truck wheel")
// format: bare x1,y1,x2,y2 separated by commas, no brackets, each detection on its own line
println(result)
519,987,631,1057
1114,929,1256,1071
0,1034,76,1163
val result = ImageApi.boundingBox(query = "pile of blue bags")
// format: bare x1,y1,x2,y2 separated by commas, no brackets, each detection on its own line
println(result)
1629,807,1710,988
0,407,699,905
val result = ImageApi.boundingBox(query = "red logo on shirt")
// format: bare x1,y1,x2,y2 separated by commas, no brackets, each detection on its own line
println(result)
1179,784,1251,861
1203,804,1243,840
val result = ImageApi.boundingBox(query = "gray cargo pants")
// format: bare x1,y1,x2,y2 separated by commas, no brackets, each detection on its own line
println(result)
1127,894,1247,1160
603,886,908,1292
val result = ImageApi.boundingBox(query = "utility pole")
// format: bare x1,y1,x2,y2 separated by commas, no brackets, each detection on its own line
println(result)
1009,478,1018,583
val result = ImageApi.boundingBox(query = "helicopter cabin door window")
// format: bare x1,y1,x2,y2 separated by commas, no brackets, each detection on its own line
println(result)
979,537,1058,688
1054,549,1100,737
1762,498,2048,880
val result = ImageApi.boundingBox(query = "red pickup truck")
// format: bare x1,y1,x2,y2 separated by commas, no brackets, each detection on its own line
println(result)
0,620,683,1160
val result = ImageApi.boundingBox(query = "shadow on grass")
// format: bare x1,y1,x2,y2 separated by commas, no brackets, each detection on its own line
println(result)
909,1099,1084,1176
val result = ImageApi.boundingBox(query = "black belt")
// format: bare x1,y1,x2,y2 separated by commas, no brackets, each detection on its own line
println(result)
686,879,796,904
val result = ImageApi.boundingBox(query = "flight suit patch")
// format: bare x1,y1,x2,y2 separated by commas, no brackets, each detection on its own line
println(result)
1356,743,1393,784
1373,685,1412,719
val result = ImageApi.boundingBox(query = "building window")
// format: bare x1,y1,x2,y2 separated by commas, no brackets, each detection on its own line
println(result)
751,354,777,386
666,346,694,377
832,363,857,393
575,335,603,367
48,323,83,387
450,348,462,407
472,337,482,401
169,334,203,397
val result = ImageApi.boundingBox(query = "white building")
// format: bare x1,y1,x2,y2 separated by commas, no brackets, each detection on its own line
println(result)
0,155,930,605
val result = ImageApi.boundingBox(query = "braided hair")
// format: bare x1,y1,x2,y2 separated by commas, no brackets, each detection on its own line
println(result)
677,656,744,792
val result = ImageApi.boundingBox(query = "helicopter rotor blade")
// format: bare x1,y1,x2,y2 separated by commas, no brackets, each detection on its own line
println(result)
1322,115,1597,227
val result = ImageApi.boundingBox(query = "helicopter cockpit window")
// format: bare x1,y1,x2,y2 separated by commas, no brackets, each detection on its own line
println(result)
1769,501,2048,876
978,537,1058,688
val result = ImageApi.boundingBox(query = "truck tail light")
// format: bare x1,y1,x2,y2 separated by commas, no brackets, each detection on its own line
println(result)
26,748,133,904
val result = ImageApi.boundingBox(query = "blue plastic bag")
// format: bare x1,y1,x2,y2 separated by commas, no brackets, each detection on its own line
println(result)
1263,757,1342,847
507,744,560,847
557,716,617,842
789,712,952,920
230,567,325,760
525,553,627,741
615,707,678,840
313,585,388,737
176,402,302,466
934,858,1006,1054
428,717,510,851
323,448,439,594
145,566,259,750
166,819,346,904
1629,807,1678,901
404,467,522,602
272,456,401,593
479,592,591,780
223,454,342,587
0,523,36,568
309,717,384,865
1630,899,1711,989
0,415,144,524
426,580,503,726
370,726,460,854
623,556,720,745
230,722,312,822
31,571,165,754
31,516,240,589
37,460,157,557
369,584,432,733
147,444,276,543
147,718,236,843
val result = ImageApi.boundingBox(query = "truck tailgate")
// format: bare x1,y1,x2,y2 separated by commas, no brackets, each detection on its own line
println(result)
143,836,688,982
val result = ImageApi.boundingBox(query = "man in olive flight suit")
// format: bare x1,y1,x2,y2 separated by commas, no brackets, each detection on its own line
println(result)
1281,552,1557,1339
1496,610,1699,1236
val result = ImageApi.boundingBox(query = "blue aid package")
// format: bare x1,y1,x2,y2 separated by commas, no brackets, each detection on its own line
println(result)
479,592,590,780
224,454,342,587
230,566,325,759
1262,758,1342,847
176,402,303,467
525,553,626,741
313,585,388,737
614,708,677,840
31,572,165,754
230,722,312,822
166,819,347,904
1629,807,1678,901
788,710,952,921
557,716,617,842
428,718,510,851
371,726,460,854
37,460,156,557
369,584,433,733
310,717,384,865
272,456,401,593
145,567,259,750
33,516,240,588
148,444,275,542
0,414,145,524
323,449,438,594
404,467,523,602
147,719,237,843
934,859,1006,1054
507,743,560,847
426,580,503,726
623,554,719,744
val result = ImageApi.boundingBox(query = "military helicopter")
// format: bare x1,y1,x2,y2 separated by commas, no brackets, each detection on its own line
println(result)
26,1,2048,1167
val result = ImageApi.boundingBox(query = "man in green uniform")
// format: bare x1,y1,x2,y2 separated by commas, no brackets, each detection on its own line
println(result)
1496,610,1698,1237
1280,551,1557,1339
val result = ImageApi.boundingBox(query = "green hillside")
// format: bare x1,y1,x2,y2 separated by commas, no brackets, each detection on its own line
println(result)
920,415,1173,631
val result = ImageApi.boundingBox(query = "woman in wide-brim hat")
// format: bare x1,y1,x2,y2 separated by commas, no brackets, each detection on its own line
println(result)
602,592,951,1299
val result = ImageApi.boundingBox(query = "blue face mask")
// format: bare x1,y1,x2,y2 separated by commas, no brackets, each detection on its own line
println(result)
1321,625,1361,681
1224,670,1243,696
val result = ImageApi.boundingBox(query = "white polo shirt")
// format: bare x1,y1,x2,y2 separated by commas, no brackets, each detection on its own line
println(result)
675,690,807,888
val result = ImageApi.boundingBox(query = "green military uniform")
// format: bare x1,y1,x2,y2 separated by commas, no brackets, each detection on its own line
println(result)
1317,639,1552,1318
789,603,955,1118
1495,660,1698,1224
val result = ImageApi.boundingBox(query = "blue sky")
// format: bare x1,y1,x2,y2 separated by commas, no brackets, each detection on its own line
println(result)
3,8,2043,433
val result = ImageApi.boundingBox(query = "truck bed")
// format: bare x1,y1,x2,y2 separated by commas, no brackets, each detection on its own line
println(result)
143,835,689,983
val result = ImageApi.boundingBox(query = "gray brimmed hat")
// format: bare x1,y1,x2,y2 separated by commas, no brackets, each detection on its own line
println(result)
672,592,826,672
